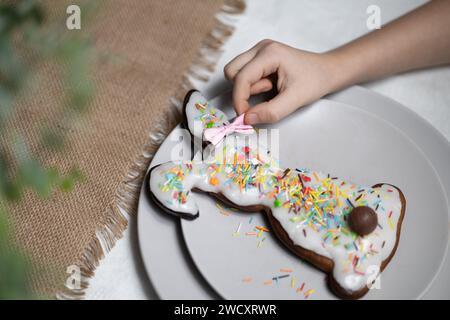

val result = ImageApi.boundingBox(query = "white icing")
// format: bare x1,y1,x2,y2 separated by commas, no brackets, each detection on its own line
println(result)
185,91,229,140
149,91,404,294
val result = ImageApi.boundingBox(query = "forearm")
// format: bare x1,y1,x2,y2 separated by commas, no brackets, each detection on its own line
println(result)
326,0,450,90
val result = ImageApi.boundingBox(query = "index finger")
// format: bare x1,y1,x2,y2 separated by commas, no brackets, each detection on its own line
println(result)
232,53,279,114
224,39,273,81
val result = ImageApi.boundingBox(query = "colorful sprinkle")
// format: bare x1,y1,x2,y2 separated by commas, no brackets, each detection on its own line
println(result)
272,274,290,280
304,288,315,298
256,226,269,232
209,177,219,186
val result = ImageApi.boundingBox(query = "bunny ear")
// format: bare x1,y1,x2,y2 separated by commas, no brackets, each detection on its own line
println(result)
183,90,229,140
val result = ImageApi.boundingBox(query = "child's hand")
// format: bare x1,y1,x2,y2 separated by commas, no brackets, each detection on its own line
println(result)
224,40,338,125
224,2,450,125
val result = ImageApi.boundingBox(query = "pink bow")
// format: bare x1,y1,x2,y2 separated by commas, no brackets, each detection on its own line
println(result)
203,114,254,146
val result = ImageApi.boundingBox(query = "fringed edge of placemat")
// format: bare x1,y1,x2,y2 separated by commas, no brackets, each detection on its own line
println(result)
56,0,246,300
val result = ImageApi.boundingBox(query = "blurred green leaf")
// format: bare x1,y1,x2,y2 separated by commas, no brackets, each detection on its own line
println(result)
18,158,52,198
58,177,74,192
0,0,96,299
40,127,65,151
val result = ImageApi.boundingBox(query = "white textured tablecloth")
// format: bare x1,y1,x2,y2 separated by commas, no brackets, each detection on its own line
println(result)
85,0,450,299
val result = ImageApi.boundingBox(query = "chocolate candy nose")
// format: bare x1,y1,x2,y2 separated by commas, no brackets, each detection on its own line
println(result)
348,206,378,236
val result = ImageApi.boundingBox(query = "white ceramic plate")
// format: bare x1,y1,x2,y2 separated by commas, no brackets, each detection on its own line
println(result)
137,86,450,299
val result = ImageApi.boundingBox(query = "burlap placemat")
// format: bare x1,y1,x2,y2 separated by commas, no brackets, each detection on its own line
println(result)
7,0,245,299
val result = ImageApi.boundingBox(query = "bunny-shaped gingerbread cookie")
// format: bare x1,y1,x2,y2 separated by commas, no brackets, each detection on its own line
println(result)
148,90,406,299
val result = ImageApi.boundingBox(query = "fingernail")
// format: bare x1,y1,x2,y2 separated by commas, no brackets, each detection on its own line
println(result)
245,113,259,125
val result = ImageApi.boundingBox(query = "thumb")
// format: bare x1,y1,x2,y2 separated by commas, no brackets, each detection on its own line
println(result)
244,89,300,125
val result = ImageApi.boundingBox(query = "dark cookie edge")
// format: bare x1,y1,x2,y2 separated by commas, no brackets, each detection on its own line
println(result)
145,163,199,221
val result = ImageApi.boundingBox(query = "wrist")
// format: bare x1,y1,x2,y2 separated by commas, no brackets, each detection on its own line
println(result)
322,48,361,93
